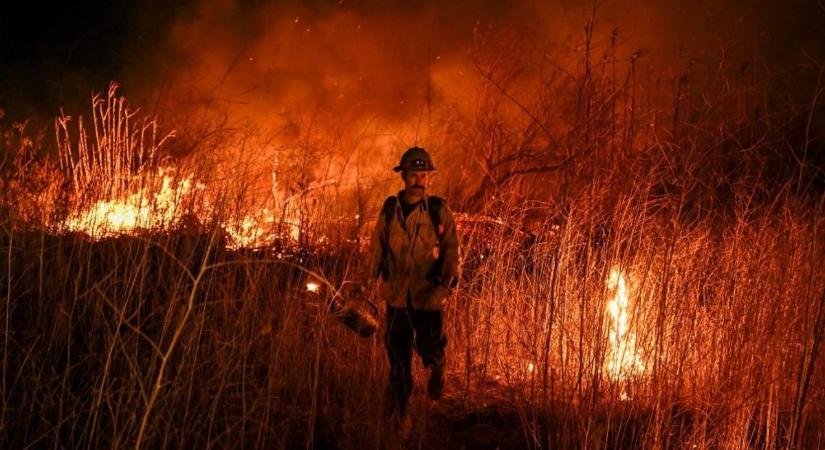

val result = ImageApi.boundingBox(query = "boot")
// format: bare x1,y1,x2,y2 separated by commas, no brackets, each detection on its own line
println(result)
427,362,444,400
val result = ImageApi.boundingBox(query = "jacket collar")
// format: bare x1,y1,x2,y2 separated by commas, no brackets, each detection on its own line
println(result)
396,190,431,212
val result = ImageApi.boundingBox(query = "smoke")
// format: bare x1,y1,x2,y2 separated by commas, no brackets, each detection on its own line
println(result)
128,1,522,127
3,0,822,123
122,0,823,130
2,0,822,195
114,0,540,194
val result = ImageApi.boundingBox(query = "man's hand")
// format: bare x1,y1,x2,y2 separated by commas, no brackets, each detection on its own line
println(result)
423,284,452,310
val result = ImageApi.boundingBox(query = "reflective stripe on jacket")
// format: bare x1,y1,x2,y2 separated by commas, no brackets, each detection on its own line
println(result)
367,192,460,310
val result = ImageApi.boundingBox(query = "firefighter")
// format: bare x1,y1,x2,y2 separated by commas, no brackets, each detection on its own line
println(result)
364,146,461,429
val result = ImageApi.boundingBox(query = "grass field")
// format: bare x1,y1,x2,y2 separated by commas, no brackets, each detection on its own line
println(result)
2,41,824,448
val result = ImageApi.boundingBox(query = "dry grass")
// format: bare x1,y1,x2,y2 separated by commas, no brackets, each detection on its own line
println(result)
1,36,824,450
1,180,823,449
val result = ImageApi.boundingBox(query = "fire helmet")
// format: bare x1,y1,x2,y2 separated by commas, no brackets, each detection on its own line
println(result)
393,146,436,172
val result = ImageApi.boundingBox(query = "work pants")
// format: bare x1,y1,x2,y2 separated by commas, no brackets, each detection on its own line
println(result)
385,301,446,416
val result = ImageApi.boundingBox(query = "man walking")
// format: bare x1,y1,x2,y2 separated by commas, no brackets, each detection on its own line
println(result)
366,146,460,426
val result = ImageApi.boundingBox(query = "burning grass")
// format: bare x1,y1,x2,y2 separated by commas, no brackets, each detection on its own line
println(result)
2,186,823,448
2,48,825,450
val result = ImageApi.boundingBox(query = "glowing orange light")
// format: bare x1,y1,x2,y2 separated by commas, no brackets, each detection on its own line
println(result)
63,167,196,238
605,266,645,381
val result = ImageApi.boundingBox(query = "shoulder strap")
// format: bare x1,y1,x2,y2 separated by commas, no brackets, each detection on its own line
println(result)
377,196,397,281
383,194,444,239
428,196,444,240
382,196,397,230
425,196,448,286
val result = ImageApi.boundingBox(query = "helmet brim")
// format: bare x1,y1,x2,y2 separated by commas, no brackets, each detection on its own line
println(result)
394,165,436,173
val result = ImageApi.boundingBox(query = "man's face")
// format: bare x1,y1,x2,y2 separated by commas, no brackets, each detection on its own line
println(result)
401,170,430,199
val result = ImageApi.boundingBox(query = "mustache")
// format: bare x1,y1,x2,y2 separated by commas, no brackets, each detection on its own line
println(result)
411,185,425,190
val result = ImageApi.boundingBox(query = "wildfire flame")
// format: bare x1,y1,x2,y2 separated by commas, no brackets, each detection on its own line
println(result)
63,167,198,238
222,210,277,250
58,161,307,249
605,266,645,381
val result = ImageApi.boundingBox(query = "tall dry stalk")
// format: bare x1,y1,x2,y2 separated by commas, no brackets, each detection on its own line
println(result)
2,19,825,450
55,82,174,205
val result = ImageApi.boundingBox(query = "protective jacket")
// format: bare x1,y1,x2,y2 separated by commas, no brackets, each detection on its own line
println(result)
367,192,460,310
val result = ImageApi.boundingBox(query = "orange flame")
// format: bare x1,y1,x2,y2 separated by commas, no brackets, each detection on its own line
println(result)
605,266,645,381
63,167,199,238
222,210,277,250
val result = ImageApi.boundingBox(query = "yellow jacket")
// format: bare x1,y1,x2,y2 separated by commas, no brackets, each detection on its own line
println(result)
367,193,460,310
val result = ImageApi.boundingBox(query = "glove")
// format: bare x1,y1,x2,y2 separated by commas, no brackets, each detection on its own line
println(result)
423,284,452,310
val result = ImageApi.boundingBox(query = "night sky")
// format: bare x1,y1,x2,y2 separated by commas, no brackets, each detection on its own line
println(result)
1,0,824,122
0,0,193,119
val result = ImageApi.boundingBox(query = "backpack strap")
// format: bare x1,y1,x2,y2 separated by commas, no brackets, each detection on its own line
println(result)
378,196,397,280
382,196,398,229
427,196,445,241
382,194,445,241
425,196,448,286
379,195,447,283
